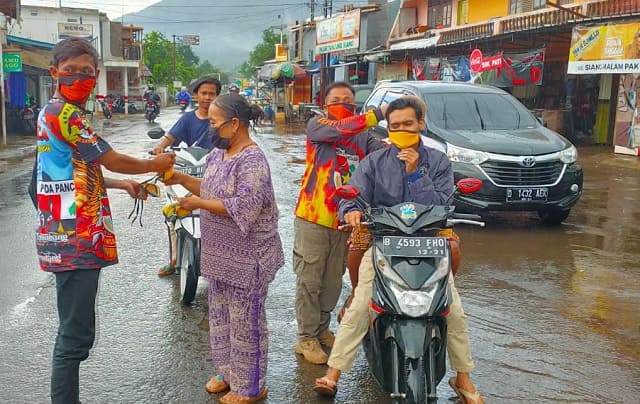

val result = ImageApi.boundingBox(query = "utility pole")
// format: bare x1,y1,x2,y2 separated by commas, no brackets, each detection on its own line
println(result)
319,0,332,104
172,34,176,82
310,0,315,22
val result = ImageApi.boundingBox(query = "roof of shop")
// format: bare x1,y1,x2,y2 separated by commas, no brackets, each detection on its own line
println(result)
7,35,55,50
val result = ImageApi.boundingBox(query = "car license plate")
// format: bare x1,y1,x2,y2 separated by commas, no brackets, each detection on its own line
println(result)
506,187,548,202
382,236,447,258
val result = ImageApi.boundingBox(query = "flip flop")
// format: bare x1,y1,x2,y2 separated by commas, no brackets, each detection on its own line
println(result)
157,264,176,277
205,375,229,394
313,377,338,397
218,388,268,403
448,377,483,404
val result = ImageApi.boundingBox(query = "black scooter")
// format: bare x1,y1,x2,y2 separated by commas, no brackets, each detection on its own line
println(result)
336,178,484,404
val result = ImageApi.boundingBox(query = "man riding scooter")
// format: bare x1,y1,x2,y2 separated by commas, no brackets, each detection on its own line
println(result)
176,86,191,111
313,97,484,404
152,77,222,276
144,84,162,116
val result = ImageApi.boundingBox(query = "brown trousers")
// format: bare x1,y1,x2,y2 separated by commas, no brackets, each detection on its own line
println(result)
293,217,349,340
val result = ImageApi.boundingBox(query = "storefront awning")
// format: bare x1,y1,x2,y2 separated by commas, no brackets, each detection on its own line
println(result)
258,62,307,80
389,35,440,51
6,36,54,70
7,35,54,50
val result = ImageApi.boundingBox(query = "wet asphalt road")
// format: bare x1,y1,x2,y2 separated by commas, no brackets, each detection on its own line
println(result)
0,108,638,403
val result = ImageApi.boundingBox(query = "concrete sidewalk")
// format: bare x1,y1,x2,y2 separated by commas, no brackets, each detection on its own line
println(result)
0,113,143,165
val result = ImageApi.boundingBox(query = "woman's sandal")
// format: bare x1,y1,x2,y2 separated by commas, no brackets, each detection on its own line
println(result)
313,377,338,397
205,375,230,394
448,377,483,404
218,388,268,404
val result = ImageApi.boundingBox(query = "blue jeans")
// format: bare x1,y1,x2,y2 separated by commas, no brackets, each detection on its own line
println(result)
51,269,100,404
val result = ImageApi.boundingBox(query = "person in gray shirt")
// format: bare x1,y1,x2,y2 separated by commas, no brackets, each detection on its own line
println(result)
314,96,484,404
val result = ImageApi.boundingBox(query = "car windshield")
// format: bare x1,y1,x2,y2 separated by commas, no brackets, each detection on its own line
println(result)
425,92,538,130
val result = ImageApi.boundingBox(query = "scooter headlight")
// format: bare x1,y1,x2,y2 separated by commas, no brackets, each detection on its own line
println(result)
387,281,438,318
375,247,450,318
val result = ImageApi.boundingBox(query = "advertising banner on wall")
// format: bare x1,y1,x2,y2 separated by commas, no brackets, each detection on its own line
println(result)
315,10,360,55
415,48,544,87
568,23,640,74
613,73,640,155
58,23,93,40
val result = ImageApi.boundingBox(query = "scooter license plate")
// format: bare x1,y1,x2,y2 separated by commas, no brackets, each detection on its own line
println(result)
176,166,205,177
382,236,447,258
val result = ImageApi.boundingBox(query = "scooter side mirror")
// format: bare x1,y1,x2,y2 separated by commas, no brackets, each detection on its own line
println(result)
456,178,483,194
335,185,360,200
147,127,165,139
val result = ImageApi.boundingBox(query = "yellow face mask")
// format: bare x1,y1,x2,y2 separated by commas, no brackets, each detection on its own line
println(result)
388,130,420,149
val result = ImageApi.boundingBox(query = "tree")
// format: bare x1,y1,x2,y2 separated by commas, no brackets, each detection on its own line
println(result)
144,31,222,89
194,60,230,84
237,61,256,80
143,31,173,84
236,28,287,79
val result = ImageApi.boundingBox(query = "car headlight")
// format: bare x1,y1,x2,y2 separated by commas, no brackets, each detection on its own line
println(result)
559,145,578,164
447,144,489,165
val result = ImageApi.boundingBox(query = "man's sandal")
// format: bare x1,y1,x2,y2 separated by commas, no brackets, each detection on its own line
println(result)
313,377,337,397
218,388,268,403
205,375,229,394
449,377,483,404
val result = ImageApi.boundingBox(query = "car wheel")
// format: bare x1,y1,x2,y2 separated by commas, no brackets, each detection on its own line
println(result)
538,208,571,225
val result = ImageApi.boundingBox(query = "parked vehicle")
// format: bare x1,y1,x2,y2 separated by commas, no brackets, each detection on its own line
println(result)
20,103,39,133
353,84,374,113
335,178,484,404
147,128,208,304
363,81,583,224
98,98,112,119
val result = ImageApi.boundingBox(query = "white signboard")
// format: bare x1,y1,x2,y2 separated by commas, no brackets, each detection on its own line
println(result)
58,23,93,40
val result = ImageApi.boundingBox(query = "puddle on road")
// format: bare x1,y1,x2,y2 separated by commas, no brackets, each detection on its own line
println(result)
2,121,638,402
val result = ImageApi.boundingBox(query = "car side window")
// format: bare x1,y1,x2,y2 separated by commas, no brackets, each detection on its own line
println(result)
381,91,405,105
365,88,385,111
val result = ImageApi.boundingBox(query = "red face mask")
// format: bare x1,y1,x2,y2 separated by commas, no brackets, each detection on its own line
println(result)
57,71,96,104
326,102,357,120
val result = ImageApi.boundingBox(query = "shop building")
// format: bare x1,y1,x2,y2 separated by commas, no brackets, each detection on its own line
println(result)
7,4,143,115
384,0,640,153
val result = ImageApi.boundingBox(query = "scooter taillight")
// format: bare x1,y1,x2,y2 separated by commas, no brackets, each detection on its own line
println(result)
442,308,450,317
369,300,385,314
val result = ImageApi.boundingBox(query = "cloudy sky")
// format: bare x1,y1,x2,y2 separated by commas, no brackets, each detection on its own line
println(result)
21,0,375,69
22,0,157,20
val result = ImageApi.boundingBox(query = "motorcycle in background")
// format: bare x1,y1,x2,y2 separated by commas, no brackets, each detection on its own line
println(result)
20,103,39,133
179,99,188,112
145,99,159,123
111,95,138,114
335,178,484,404
97,97,112,119
147,128,209,304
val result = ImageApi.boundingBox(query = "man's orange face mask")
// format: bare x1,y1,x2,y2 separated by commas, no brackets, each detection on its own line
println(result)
326,102,357,120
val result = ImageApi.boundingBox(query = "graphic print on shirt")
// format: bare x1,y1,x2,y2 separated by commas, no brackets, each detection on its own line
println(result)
35,101,117,271
335,146,360,187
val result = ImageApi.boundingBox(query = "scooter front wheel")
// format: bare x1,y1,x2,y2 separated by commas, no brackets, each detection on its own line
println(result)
179,235,198,305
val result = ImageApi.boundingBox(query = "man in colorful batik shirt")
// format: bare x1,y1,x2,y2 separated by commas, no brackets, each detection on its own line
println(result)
293,81,388,364
36,37,175,404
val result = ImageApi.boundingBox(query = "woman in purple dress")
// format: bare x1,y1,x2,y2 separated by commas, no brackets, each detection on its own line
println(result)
164,94,284,403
